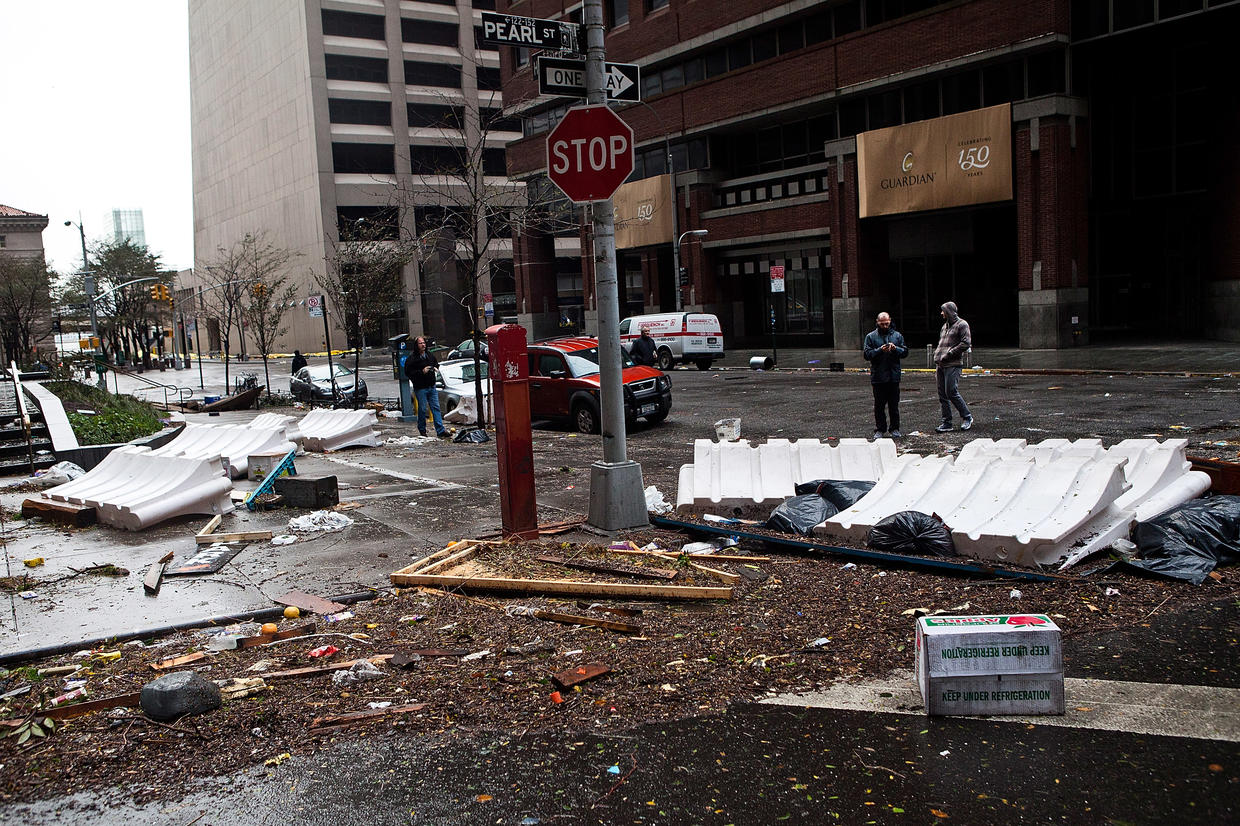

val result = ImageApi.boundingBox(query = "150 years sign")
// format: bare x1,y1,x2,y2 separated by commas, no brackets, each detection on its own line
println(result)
856,103,1012,218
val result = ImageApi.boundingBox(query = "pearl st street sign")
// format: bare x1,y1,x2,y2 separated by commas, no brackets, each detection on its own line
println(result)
537,56,640,102
480,12,582,53
546,105,635,204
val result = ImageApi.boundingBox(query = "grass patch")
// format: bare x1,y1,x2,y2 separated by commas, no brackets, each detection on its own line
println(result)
43,381,164,446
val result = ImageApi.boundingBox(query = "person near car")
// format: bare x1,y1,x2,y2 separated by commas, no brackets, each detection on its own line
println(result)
630,327,657,367
290,350,307,374
933,301,974,432
404,335,448,437
862,311,908,440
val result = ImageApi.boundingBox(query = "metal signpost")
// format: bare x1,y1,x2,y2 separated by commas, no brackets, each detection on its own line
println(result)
769,265,784,367
537,56,639,102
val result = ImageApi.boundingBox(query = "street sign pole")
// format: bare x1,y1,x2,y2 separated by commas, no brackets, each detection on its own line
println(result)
583,0,647,532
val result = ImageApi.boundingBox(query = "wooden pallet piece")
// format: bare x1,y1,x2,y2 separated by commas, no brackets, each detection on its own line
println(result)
604,548,771,563
310,702,427,731
151,651,208,671
274,590,348,615
534,554,678,581
20,498,97,527
650,552,741,585
391,571,731,600
551,663,612,690
143,551,175,595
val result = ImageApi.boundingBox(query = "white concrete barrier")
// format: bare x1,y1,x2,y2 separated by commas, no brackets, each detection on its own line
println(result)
42,446,234,531
675,438,901,512
150,422,294,479
299,409,379,452
249,413,303,447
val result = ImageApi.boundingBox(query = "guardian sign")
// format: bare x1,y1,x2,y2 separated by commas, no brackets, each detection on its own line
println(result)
546,105,635,203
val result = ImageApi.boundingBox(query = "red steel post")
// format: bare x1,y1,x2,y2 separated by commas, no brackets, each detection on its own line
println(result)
486,323,539,539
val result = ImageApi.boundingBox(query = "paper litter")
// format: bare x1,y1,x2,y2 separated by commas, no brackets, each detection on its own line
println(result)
288,511,355,533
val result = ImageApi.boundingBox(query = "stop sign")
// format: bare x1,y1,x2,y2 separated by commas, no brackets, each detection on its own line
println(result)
546,104,634,203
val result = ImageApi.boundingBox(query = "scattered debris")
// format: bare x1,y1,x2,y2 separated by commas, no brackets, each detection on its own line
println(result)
151,652,208,671
143,551,175,596
551,663,611,690
309,703,427,731
287,510,354,533
217,677,268,700
331,659,385,686
275,590,347,616
307,645,339,658
505,605,642,634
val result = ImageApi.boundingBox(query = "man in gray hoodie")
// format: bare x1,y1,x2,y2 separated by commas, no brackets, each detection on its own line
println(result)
932,301,973,432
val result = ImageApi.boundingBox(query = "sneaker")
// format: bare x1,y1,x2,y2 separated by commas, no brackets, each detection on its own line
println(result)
418,430,428,437
437,431,450,438
872,430,884,441
935,421,953,433
960,417,974,431
890,429,903,439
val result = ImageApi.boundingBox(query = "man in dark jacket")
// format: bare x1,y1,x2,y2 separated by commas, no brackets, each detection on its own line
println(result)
403,336,448,437
933,301,973,432
630,327,657,367
862,312,908,439
290,350,307,374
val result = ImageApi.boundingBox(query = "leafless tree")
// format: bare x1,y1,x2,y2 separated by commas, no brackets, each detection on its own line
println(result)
238,235,300,397
79,239,165,370
0,255,55,368
199,238,252,390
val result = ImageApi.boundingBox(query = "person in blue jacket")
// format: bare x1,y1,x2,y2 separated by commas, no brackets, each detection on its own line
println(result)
862,311,909,440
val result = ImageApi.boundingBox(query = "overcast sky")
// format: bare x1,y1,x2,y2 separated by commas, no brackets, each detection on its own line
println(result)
0,1,192,275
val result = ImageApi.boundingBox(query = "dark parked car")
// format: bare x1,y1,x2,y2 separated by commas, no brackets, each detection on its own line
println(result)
290,363,368,403
527,337,671,434
447,338,488,361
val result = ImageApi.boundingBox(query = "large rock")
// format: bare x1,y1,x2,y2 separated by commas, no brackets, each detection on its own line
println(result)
141,671,222,721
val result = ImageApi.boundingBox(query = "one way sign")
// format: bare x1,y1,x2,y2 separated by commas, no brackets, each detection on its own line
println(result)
537,56,641,102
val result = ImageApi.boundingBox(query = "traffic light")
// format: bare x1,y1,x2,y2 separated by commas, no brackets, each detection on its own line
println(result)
252,282,266,299
149,285,161,300
164,285,174,308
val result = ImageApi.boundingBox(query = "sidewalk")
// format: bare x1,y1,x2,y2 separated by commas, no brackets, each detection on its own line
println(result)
726,340,1240,375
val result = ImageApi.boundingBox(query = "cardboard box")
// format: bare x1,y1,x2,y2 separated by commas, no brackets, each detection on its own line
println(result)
916,614,1064,716
249,450,293,482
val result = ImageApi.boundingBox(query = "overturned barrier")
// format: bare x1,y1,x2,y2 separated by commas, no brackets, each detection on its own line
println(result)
299,409,379,452
248,413,303,447
41,446,234,531
150,422,294,479
675,438,902,514
814,438,1211,567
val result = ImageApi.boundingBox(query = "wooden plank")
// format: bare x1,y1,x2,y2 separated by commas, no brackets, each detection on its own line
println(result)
575,601,644,618
534,554,678,581
151,651,208,671
196,513,222,539
605,548,771,562
196,529,274,546
274,590,347,615
530,609,641,634
651,552,741,585
142,551,175,595
310,703,427,731
393,542,473,576
264,654,393,681
20,498,97,527
390,572,732,600
40,692,142,721
414,543,479,576
236,622,317,649
551,663,612,690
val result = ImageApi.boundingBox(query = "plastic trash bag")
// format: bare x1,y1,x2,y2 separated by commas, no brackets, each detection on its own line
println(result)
452,427,490,443
867,511,956,557
32,460,87,487
794,479,876,510
644,485,671,514
1114,495,1240,585
767,494,838,536
287,511,354,533
331,659,384,686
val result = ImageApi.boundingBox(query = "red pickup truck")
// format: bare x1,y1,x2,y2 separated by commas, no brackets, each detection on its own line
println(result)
527,337,673,433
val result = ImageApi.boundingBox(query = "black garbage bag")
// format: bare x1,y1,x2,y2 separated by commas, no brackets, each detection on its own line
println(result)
452,427,490,444
767,494,839,536
794,479,877,510
867,511,955,557
1114,495,1240,585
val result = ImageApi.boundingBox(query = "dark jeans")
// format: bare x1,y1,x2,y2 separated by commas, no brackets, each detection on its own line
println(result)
414,385,447,436
936,365,971,423
872,381,900,432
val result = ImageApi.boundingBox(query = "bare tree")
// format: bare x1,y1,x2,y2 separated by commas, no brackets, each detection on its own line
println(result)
80,239,164,369
317,214,415,405
235,235,300,398
0,255,55,367
199,236,255,390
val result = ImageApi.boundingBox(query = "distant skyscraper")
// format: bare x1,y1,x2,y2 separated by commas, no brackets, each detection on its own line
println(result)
107,208,146,247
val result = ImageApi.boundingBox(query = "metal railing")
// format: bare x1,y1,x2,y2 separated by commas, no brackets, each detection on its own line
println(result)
8,361,36,475
100,362,195,409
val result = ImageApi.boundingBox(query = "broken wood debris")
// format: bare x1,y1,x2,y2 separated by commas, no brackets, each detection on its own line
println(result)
575,601,644,618
605,547,771,563
474,517,585,539
534,554,678,581
264,655,393,681
151,651,208,671
506,605,642,634
551,663,612,690
274,590,347,615
143,551,175,596
237,622,317,649
195,513,274,545
40,692,143,721
309,702,427,731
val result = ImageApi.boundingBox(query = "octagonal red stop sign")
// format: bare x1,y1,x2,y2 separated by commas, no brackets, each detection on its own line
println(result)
546,104,634,203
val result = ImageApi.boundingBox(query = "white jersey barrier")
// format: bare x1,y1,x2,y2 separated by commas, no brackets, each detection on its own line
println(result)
298,409,380,452
248,413,303,448
41,445,234,531
675,438,902,512
814,438,1210,567
150,422,294,479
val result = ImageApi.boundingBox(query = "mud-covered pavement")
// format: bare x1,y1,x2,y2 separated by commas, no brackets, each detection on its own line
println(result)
1,365,1238,822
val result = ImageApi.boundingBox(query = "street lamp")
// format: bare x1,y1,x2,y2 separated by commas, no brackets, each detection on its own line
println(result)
674,229,709,312
65,216,103,387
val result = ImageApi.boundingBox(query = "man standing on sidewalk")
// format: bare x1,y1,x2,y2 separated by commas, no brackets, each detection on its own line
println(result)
863,311,908,440
933,301,973,432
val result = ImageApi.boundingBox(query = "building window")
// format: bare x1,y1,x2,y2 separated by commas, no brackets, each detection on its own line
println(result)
337,206,399,239
482,147,507,176
332,143,395,174
515,47,530,68
607,0,629,27
0,235,6,248
405,61,461,88
325,54,388,83
409,144,465,174
321,10,385,41
646,0,669,12
476,66,502,91
482,108,521,133
329,99,392,126
400,18,459,47
472,0,497,9
407,103,463,128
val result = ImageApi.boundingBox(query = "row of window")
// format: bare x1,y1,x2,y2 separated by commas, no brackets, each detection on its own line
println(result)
1073,0,1232,41
322,4,497,43
325,54,501,90
328,99,519,133
713,172,831,211
331,142,507,176
334,204,511,240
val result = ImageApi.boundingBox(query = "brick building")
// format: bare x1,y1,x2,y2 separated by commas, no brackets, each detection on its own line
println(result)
498,0,1240,348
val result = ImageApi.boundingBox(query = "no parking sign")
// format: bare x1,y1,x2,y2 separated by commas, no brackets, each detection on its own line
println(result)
307,295,324,318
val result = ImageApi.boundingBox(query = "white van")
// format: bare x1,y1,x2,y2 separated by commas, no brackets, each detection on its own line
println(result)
619,312,725,371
